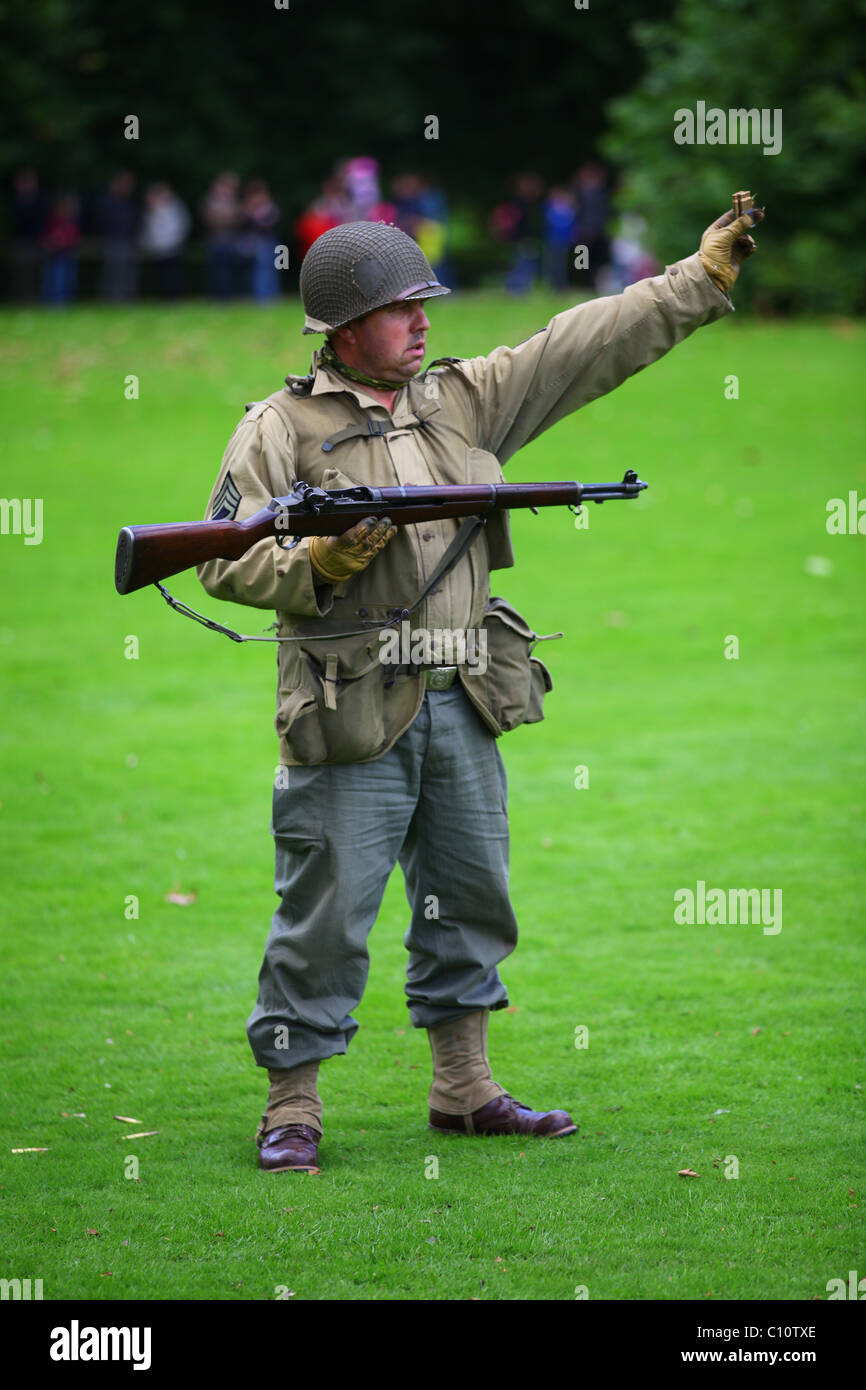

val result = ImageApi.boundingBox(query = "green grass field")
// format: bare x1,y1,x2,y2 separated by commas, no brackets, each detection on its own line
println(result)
1,295,864,1302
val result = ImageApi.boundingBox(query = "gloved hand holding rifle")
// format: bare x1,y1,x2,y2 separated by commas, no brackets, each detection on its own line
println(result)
309,515,398,584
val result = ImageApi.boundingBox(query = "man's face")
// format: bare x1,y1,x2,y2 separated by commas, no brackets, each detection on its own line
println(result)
340,299,431,382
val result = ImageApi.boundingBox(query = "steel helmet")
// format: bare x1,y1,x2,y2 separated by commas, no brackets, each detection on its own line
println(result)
299,220,450,334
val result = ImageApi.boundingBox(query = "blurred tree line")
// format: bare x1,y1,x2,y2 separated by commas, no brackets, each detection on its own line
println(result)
0,0,664,206
1,0,863,310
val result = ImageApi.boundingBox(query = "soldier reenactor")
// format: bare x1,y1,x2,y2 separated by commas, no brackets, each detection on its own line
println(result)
197,197,764,1174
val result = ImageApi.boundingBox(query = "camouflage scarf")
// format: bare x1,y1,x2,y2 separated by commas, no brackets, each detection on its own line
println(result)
319,339,404,392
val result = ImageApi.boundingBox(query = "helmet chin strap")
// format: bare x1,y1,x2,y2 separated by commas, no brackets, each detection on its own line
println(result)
320,339,406,392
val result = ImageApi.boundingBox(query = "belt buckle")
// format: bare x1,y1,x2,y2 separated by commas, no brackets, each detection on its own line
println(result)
425,665,457,691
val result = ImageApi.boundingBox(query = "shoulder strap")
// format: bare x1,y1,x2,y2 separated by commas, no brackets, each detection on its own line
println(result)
263,382,440,454
320,398,439,453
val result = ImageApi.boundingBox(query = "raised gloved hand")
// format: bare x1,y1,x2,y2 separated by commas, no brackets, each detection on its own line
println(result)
309,515,398,584
699,193,765,296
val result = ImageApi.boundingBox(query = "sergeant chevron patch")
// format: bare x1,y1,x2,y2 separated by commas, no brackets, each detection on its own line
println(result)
211,470,242,520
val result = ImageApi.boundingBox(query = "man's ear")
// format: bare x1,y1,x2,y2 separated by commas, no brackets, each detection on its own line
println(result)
332,324,357,349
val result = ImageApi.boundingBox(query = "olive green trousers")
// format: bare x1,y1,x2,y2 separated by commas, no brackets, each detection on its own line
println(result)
247,685,519,1072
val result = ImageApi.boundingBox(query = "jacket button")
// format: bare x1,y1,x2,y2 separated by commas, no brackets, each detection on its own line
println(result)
422,531,432,541
358,607,369,617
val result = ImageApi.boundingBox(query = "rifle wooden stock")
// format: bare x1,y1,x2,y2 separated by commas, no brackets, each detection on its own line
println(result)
115,511,280,594
115,475,647,595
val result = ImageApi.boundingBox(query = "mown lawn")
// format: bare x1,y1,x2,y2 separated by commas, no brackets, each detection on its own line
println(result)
0,295,863,1300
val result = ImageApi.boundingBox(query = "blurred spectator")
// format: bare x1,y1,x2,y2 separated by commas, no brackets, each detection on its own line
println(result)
139,182,191,298
392,172,424,235
596,213,660,294
571,161,610,288
200,171,242,299
542,185,578,290
392,173,450,282
97,171,139,302
490,172,545,294
341,156,396,223
295,171,347,261
42,194,81,306
238,178,281,301
9,167,45,302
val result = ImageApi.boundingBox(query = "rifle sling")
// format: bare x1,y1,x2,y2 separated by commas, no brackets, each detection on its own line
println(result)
154,513,487,644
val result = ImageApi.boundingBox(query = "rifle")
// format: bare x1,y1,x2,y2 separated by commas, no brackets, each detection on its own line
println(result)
114,470,648,596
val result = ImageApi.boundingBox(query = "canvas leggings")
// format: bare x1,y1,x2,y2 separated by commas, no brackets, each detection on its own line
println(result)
246,684,519,1070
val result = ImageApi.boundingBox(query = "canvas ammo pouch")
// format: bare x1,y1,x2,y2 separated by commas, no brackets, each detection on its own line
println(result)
276,624,417,765
462,595,558,735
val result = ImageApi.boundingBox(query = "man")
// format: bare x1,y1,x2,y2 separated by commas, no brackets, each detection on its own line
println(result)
97,171,139,303
197,203,764,1175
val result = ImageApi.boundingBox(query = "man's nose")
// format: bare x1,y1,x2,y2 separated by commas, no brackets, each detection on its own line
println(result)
411,305,431,332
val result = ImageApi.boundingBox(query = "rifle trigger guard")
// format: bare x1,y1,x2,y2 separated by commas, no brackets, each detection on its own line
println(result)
276,533,302,551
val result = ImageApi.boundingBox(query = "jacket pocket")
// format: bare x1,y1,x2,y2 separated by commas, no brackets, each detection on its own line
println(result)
321,464,362,491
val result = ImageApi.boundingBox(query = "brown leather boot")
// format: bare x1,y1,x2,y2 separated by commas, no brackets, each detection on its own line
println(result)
426,1009,507,1115
256,1061,323,1173
429,1092,577,1138
426,1009,577,1138
257,1122,321,1174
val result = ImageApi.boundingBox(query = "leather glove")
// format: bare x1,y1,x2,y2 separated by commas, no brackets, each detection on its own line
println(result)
309,515,398,584
699,195,765,296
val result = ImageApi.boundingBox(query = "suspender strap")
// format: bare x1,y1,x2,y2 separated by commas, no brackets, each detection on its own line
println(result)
321,419,394,452
320,399,439,453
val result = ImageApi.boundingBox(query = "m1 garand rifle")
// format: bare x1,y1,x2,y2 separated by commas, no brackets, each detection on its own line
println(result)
114,471,648,596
